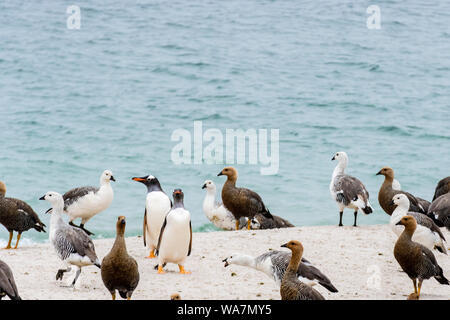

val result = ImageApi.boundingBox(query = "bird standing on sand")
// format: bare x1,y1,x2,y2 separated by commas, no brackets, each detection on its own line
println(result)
47,170,115,236
0,181,46,249
156,189,192,275
0,259,21,300
101,216,139,300
223,251,338,292
393,216,449,299
390,194,446,254
40,191,101,287
132,175,172,258
280,240,325,300
218,167,273,230
377,167,428,215
330,152,373,227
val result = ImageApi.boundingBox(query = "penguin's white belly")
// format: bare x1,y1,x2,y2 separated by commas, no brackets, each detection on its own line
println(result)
66,188,113,220
146,192,171,247
158,212,191,265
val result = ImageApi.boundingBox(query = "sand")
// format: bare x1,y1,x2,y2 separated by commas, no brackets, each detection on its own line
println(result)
1,224,449,300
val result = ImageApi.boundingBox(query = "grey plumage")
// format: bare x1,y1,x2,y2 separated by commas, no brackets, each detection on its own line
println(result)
62,187,99,211
256,251,338,292
433,177,450,201
332,175,371,210
0,260,21,300
428,193,450,230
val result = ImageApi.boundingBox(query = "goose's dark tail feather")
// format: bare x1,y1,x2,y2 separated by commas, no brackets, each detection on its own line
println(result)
435,267,450,285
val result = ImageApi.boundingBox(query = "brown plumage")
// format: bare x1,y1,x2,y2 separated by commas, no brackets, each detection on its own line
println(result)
101,216,139,300
252,213,294,229
0,260,21,300
0,181,46,249
280,240,325,300
376,167,428,216
393,216,449,299
218,167,273,230
433,177,450,201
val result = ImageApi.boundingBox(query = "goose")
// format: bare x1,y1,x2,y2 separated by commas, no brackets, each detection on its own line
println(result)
330,152,372,226
390,194,446,254
218,167,273,230
40,191,101,287
280,241,325,300
0,181,46,249
393,216,449,299
223,251,337,292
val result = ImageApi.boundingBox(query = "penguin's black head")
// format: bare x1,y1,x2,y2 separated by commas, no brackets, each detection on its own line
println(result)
173,189,184,200
132,175,159,186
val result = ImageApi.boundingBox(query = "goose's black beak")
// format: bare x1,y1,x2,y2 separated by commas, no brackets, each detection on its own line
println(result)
110,176,116,182
331,156,335,161
223,258,229,267
395,221,402,226
217,172,223,176
39,196,45,200
280,243,288,248
376,170,382,175
202,183,207,189
389,200,395,206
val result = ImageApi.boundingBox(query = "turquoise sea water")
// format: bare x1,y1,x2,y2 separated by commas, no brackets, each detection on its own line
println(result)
0,1,449,244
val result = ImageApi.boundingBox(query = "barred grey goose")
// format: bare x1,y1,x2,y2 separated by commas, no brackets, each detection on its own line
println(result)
0,259,21,300
330,152,373,227
428,193,450,231
223,250,337,292
0,181,46,249
433,177,450,201
40,191,101,287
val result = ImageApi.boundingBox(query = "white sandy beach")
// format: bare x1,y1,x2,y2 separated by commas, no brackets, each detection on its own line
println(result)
1,224,449,300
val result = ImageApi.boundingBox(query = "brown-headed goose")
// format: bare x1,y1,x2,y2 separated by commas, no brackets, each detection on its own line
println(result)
279,240,325,300
218,167,273,230
393,216,449,299
0,181,46,249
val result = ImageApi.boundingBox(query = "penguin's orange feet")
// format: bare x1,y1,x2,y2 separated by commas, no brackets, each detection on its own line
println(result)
157,265,165,274
178,265,191,274
146,250,156,259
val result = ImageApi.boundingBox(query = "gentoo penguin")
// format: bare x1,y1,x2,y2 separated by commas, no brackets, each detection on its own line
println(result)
280,240,325,300
156,189,192,274
40,191,101,287
394,216,449,299
0,259,21,300
101,216,139,300
330,152,373,226
132,175,172,258
218,167,273,230
0,181,46,249
390,194,447,254
47,170,115,235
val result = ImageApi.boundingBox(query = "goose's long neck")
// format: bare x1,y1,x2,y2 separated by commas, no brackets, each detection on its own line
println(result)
332,160,347,178
287,249,302,274
111,229,126,255
203,189,216,211
391,204,409,220
234,255,257,269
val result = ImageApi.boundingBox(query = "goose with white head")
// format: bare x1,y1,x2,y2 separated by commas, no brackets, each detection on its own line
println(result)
40,191,101,287
330,152,373,226
46,170,115,236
